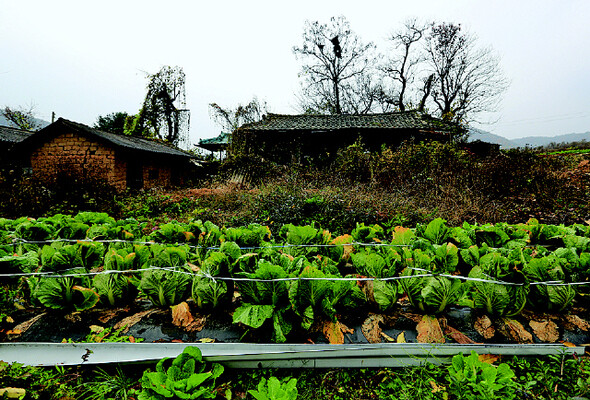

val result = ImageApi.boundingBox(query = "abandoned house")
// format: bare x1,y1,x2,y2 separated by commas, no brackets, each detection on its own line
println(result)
231,110,464,163
15,118,197,191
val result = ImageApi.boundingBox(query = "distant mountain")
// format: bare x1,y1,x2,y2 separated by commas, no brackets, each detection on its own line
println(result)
0,114,50,131
510,132,590,148
468,127,517,148
468,127,590,149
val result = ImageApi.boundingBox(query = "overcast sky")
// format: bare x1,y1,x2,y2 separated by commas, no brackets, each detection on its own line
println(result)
1,0,589,147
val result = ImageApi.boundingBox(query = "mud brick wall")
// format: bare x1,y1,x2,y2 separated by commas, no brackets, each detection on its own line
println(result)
30,132,126,190
142,164,173,190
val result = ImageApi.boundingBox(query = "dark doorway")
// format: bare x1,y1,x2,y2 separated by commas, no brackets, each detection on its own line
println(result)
126,160,143,189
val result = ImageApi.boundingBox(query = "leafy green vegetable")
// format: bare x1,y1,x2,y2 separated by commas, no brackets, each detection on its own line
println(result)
371,279,398,312
15,219,55,241
192,276,228,309
447,351,517,399
150,222,196,244
93,273,136,307
523,256,576,312
399,268,462,314
433,243,459,272
138,267,193,307
223,224,271,248
0,251,39,274
233,262,292,342
30,272,99,311
248,377,298,400
288,266,333,329
279,224,326,258
138,346,224,400
416,218,450,245
351,223,385,243
467,267,527,317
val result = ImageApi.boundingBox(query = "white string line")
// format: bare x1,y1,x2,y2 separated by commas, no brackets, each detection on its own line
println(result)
1,265,587,287
2,236,574,252
2,237,410,250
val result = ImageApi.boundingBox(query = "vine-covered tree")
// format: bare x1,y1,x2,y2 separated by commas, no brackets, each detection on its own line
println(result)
94,112,129,135
424,23,508,123
208,97,268,133
293,16,378,114
129,66,190,147
1,105,41,131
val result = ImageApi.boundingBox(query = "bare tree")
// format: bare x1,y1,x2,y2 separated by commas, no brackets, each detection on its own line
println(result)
424,23,508,123
208,97,268,133
131,66,190,147
382,19,429,112
293,16,378,114
1,104,41,131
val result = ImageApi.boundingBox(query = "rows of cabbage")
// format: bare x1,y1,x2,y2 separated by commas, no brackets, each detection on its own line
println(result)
1,212,590,342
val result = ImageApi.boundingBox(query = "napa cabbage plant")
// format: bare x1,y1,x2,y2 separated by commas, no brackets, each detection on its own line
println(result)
279,224,327,258
288,266,336,329
73,211,116,226
351,223,385,243
86,217,142,240
150,245,189,269
186,220,223,248
248,377,298,400
350,249,400,309
223,224,271,248
390,226,416,248
466,252,528,317
233,261,292,342
40,242,104,272
219,241,242,266
433,243,460,272
399,266,463,314
57,222,90,240
104,245,151,270
523,255,576,312
416,218,450,245
200,251,231,276
93,273,137,307
150,222,196,244
15,219,55,241
0,251,39,274
28,271,99,311
138,266,193,307
94,246,149,306
192,276,228,309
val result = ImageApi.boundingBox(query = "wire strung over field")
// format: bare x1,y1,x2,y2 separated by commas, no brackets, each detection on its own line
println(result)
1,212,589,343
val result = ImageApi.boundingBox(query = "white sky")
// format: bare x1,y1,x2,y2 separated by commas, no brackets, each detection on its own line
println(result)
1,0,589,146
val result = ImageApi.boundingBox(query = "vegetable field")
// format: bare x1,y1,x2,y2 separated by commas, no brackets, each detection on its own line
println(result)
2,212,590,345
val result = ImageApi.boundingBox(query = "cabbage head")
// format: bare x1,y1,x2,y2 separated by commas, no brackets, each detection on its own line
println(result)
467,266,527,317
399,268,462,314
138,266,192,307
523,256,576,312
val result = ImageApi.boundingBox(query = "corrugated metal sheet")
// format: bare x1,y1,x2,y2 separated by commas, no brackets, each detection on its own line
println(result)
0,342,583,368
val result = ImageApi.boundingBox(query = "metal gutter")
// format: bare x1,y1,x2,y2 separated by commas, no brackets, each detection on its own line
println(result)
0,342,584,368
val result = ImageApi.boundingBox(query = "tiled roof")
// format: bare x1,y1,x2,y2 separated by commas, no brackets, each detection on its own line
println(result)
199,132,230,148
240,111,457,133
0,125,32,143
22,118,196,159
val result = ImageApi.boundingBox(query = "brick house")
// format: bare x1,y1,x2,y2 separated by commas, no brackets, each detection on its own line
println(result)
16,118,197,190
232,111,464,163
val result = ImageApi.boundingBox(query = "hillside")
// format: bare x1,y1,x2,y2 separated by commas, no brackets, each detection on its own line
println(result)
469,127,590,149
